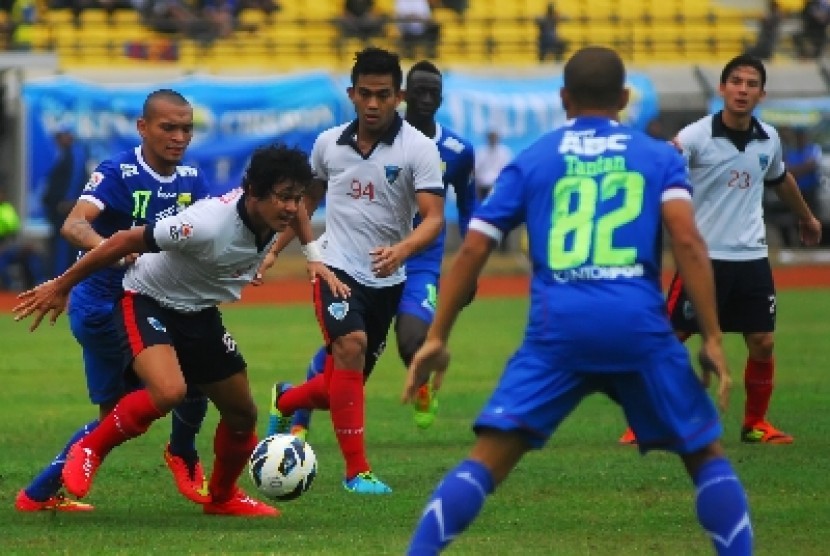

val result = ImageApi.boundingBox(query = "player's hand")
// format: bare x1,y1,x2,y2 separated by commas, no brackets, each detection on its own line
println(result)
252,250,278,286
698,337,732,412
12,279,70,332
799,216,822,247
669,137,683,153
307,261,351,298
370,245,407,278
402,337,450,404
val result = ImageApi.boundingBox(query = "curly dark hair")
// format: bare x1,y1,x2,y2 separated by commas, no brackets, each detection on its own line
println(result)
242,144,313,199
351,46,403,90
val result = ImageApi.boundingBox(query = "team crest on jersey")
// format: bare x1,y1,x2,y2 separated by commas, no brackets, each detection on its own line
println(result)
168,222,194,241
328,301,350,321
758,154,770,170
177,192,193,209
385,165,401,185
83,172,104,192
147,317,166,332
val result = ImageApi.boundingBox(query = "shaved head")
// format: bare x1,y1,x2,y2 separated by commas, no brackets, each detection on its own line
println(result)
563,47,626,110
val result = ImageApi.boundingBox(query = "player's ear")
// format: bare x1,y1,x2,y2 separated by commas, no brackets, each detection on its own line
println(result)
560,88,571,115
136,118,146,140
619,88,630,112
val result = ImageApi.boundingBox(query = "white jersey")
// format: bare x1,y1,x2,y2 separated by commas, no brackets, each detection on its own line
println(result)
678,113,786,261
123,188,276,312
311,115,444,287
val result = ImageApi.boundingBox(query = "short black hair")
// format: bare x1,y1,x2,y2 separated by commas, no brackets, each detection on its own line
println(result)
142,89,190,119
563,46,626,109
720,54,767,89
351,47,403,90
243,144,313,199
406,59,441,85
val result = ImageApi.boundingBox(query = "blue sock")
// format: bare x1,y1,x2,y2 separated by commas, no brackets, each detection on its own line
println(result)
694,458,753,556
408,459,495,555
291,347,327,430
25,420,99,501
169,385,207,462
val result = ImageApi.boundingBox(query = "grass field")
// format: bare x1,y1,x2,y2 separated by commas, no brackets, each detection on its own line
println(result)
1,290,829,554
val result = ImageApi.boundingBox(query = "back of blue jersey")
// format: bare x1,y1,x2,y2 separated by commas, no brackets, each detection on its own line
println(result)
72,147,212,301
474,117,691,370
407,125,476,275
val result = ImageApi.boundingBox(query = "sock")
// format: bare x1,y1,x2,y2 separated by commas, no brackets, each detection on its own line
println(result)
290,347,327,430
329,368,368,479
694,458,753,556
743,357,774,428
82,389,165,457
408,459,495,555
169,385,208,462
25,420,99,501
208,419,257,503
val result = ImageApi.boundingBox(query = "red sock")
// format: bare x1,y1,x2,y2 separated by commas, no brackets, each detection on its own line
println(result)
83,389,164,457
329,368,369,479
208,419,257,503
744,357,774,428
279,373,330,414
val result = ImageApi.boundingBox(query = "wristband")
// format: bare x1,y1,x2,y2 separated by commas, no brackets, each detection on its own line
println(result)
301,240,323,262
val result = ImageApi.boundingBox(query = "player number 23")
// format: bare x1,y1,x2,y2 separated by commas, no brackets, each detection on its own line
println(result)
548,173,645,270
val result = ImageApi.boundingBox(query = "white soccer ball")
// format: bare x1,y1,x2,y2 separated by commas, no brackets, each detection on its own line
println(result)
248,434,317,501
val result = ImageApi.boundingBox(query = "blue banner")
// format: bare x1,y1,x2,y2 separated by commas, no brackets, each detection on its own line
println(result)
22,73,353,226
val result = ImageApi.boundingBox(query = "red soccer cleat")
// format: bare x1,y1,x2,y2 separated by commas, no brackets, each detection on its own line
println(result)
741,420,794,444
204,489,280,517
618,427,638,445
15,489,94,512
62,442,102,499
163,444,210,504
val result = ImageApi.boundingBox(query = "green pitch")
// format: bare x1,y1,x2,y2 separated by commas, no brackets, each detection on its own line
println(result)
1,292,829,554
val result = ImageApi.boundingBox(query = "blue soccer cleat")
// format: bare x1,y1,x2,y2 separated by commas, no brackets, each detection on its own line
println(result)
343,471,392,494
266,382,293,436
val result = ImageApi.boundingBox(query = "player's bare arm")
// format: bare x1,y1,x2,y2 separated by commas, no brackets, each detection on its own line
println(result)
61,200,106,250
773,172,823,246
14,227,149,331
662,198,731,411
372,191,445,278
402,230,493,403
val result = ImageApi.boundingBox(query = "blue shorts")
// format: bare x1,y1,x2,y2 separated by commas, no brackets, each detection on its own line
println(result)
474,337,722,455
397,269,439,324
68,292,130,405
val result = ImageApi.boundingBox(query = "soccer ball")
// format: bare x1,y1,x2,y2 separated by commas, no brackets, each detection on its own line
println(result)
248,434,317,501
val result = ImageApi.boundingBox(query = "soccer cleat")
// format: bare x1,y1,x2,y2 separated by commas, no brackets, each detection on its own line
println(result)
290,424,308,441
740,421,794,444
343,471,392,494
163,444,210,504
412,383,438,429
203,489,280,517
618,427,637,445
62,442,101,499
15,489,94,512
267,382,293,436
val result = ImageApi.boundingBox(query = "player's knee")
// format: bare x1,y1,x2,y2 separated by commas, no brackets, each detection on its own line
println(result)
746,333,774,359
332,333,367,369
220,402,258,432
148,379,188,413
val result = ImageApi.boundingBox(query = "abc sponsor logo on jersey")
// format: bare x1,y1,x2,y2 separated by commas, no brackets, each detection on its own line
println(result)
559,130,631,156
168,222,194,241
83,171,105,192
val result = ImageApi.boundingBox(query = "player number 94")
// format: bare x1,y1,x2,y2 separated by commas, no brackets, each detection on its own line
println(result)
350,179,375,201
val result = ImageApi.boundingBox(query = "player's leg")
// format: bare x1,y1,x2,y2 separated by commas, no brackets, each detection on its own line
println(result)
62,295,185,498
396,272,439,428
615,339,752,556
17,299,123,511
165,383,210,503
408,345,575,553
284,346,327,439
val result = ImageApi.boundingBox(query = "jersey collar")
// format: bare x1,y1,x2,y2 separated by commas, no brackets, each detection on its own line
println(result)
336,113,404,151
712,111,769,140
236,193,275,252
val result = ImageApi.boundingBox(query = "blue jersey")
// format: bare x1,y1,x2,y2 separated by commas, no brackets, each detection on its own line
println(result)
406,124,476,274
472,116,691,371
71,147,212,302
